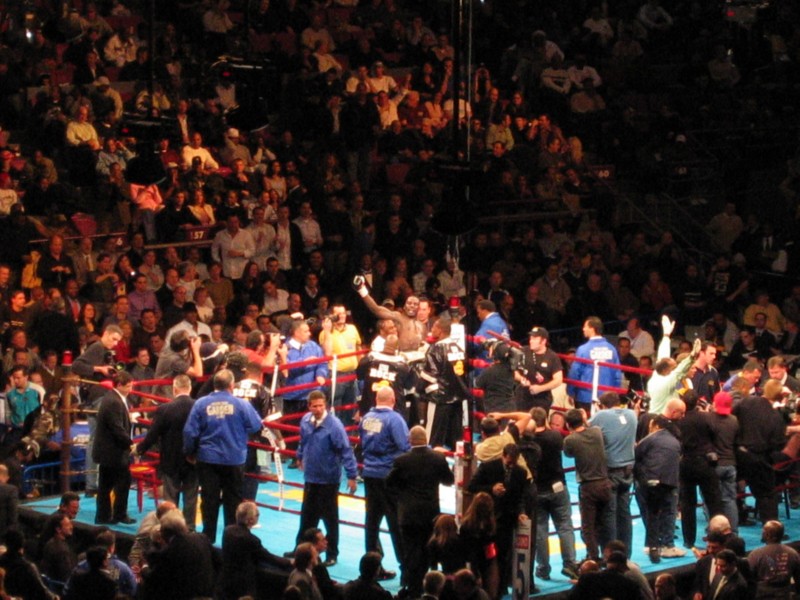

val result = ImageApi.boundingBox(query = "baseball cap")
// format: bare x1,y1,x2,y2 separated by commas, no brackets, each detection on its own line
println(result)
182,302,198,313
713,391,733,415
528,326,549,339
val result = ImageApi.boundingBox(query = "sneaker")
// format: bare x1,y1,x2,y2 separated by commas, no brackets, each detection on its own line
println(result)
561,565,579,580
649,547,661,564
378,569,396,581
660,546,686,558
535,569,550,581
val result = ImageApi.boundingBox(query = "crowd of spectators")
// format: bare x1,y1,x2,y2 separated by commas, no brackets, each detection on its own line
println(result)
0,0,799,598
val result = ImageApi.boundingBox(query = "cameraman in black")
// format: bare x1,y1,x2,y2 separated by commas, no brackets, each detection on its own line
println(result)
72,324,123,497
514,327,563,413
475,342,518,416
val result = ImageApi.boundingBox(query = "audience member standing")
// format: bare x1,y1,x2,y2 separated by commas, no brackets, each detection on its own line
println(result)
589,392,636,556
635,415,680,563
563,408,612,562
732,379,785,523
135,375,198,529
709,391,740,533
386,426,454,597
677,392,723,550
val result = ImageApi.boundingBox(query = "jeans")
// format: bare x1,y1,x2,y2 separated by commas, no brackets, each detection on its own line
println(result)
716,464,738,534
535,486,577,575
605,467,633,556
332,378,357,427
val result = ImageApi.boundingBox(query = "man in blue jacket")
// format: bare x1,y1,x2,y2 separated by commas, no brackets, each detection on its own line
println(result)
472,299,510,372
567,316,622,413
359,386,410,580
280,319,329,419
183,368,264,543
295,390,358,566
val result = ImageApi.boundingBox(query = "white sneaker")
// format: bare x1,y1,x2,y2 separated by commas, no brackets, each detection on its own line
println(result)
660,546,686,558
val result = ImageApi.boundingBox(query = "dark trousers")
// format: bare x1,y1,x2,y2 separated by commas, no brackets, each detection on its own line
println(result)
161,466,199,530
679,456,723,547
577,478,611,561
737,449,778,523
429,402,462,450
297,482,340,558
198,461,244,544
364,477,402,562
243,445,260,501
96,463,131,523
399,520,434,596
642,483,674,549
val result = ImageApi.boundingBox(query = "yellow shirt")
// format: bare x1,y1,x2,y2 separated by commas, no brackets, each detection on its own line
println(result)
320,324,362,373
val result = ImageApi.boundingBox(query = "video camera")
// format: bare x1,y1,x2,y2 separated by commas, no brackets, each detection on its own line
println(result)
483,340,527,375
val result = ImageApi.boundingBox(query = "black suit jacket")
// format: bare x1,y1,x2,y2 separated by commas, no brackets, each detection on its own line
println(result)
137,394,195,477
467,458,528,527
144,532,217,600
220,523,291,600
92,390,132,467
386,446,454,527
710,569,749,600
693,554,716,599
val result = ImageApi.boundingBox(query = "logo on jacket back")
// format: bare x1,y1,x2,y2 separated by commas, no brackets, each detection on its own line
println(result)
589,346,613,362
206,402,235,418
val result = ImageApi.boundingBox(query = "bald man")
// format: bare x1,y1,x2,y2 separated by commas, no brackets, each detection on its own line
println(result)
387,426,454,596
359,387,410,579
354,276,424,353
747,520,800,597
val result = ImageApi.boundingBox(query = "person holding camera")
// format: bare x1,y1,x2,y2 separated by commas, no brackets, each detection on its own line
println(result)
514,327,563,413
154,329,204,400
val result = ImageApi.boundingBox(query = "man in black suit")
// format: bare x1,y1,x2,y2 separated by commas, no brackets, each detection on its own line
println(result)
467,443,530,593
692,532,727,600
708,549,749,600
142,509,217,599
386,425,454,597
135,374,198,529
93,371,135,525
220,501,291,600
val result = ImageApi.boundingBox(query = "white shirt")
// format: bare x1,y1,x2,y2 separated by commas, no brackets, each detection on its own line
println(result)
211,228,256,279
247,222,277,269
619,329,655,360
262,289,289,315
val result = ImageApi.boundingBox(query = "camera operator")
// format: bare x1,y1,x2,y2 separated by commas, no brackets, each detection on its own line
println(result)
154,330,204,399
475,342,517,415
514,327,563,413
72,324,123,497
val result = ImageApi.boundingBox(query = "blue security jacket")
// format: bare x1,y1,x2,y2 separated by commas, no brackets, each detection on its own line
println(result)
567,336,622,407
284,340,329,401
359,406,410,478
183,390,263,465
297,411,358,484
473,312,510,364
